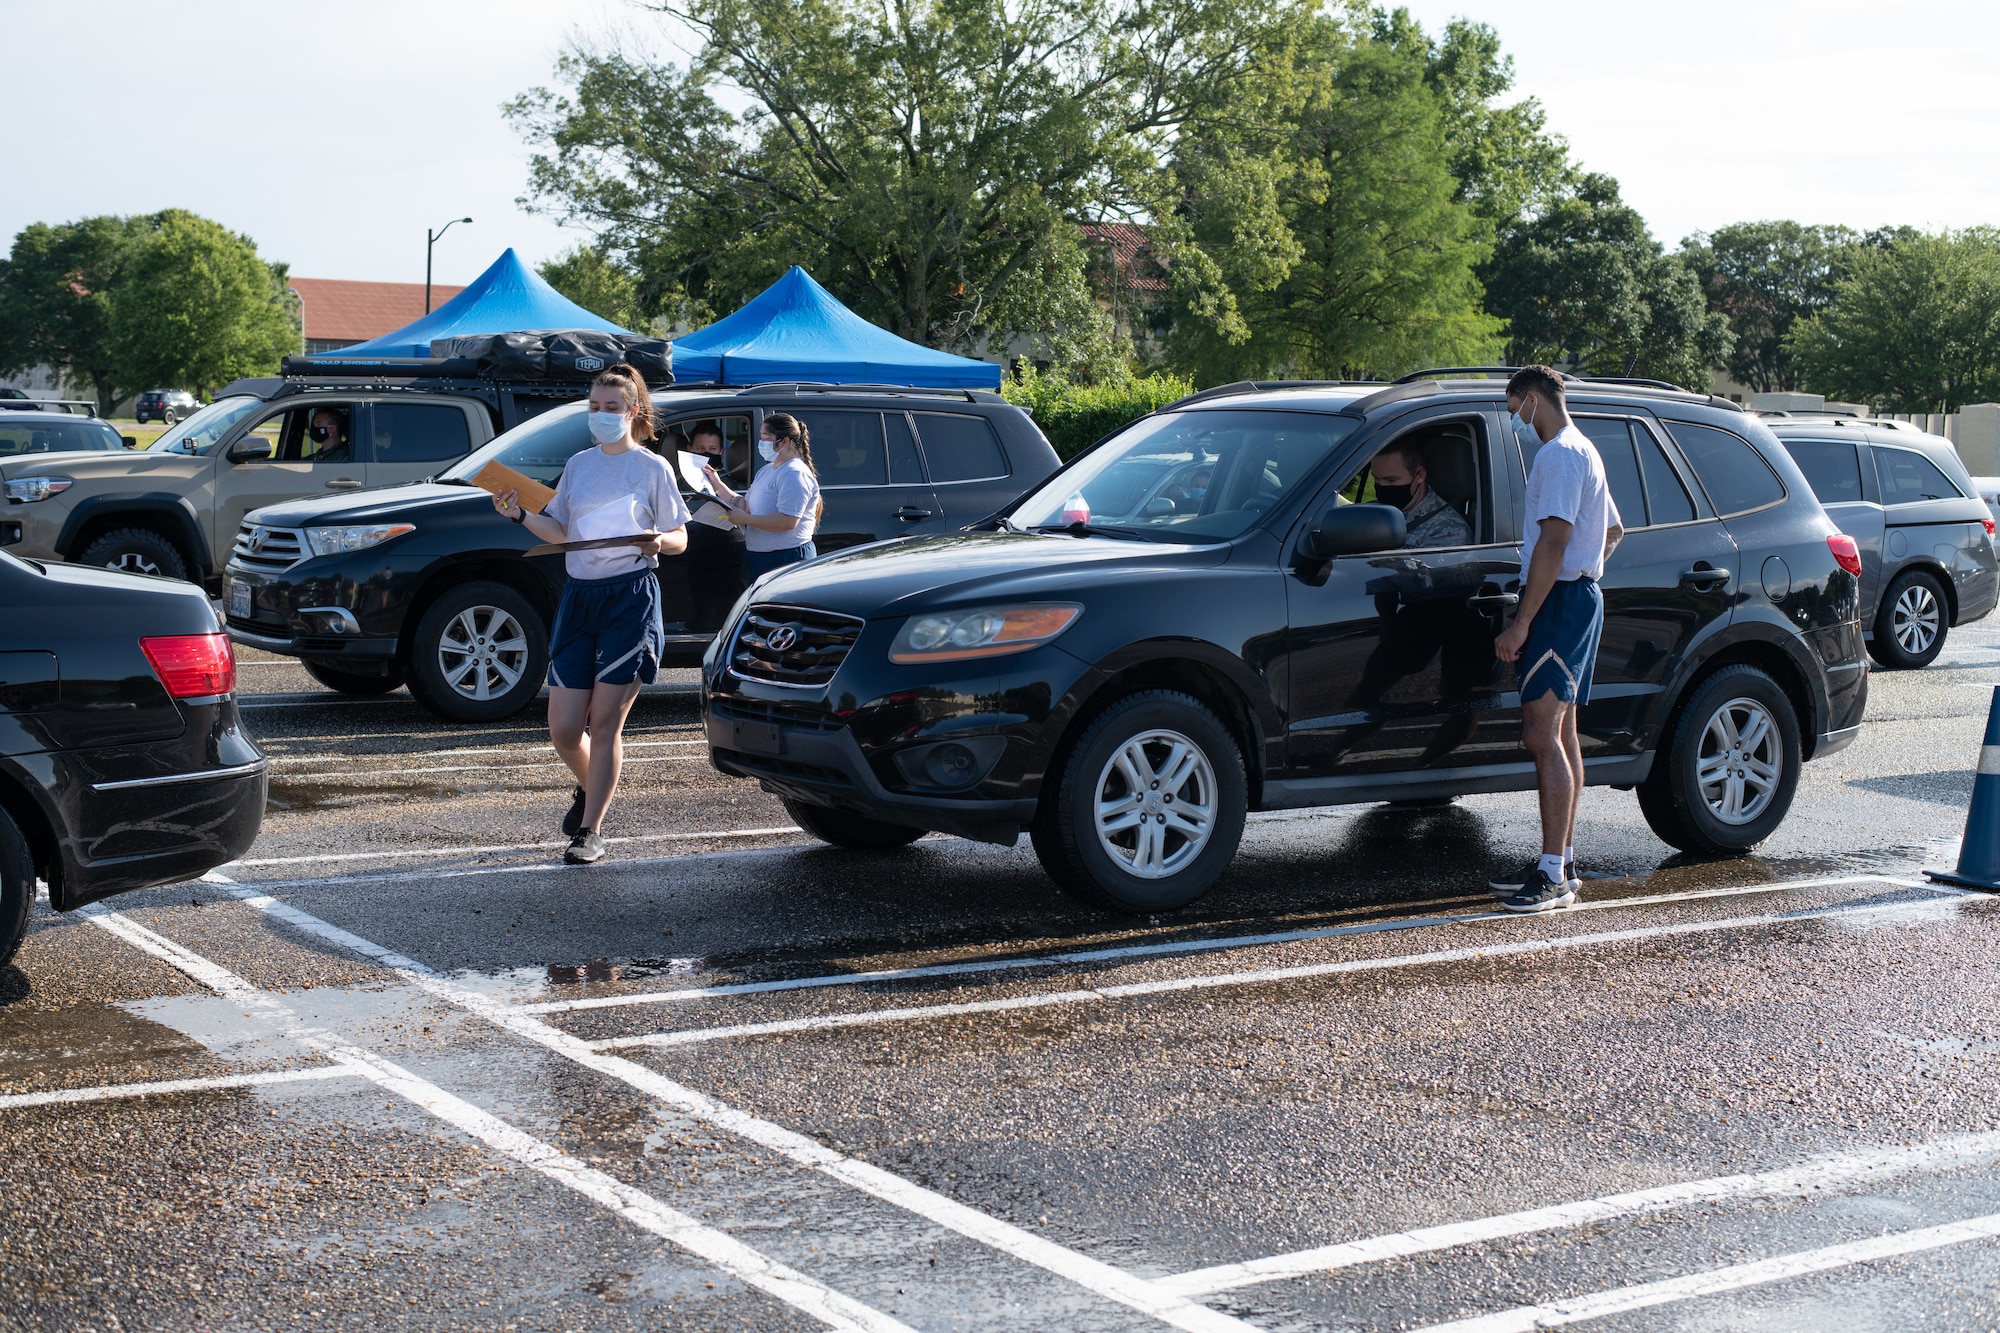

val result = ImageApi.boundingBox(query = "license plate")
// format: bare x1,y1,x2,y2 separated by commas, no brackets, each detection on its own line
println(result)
229,582,252,619
732,720,783,756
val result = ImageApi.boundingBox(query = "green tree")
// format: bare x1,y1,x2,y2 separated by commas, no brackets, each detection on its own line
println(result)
1787,228,2000,412
540,245,651,331
1482,173,1730,388
109,210,300,399
0,216,144,415
1680,221,1859,393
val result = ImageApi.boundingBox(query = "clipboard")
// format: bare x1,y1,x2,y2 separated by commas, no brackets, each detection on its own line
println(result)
523,533,661,558
471,462,557,516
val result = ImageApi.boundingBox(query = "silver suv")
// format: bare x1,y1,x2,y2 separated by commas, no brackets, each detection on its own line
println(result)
1768,416,1998,668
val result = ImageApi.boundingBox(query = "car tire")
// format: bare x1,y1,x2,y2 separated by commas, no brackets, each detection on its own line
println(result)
1637,664,1801,856
405,581,548,723
77,527,189,582
1031,690,1247,912
162,410,177,426
0,806,33,970
301,659,406,696
780,797,925,849
1869,569,1948,670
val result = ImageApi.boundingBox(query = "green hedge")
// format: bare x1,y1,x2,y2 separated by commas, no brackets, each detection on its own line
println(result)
1002,368,1195,459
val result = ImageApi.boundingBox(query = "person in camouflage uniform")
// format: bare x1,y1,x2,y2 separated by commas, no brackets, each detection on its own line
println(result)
1370,441,1472,548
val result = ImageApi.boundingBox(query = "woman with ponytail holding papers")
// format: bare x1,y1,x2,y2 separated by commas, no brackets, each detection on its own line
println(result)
490,366,689,864
700,412,822,579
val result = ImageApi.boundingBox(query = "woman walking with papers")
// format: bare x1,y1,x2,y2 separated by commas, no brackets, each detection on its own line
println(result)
491,366,690,863
701,412,822,579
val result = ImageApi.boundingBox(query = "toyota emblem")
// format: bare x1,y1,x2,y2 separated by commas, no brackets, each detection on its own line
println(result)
248,527,267,552
767,625,799,651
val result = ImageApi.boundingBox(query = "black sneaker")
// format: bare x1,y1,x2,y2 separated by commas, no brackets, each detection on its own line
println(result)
1500,864,1575,914
561,785,588,838
564,829,606,864
1490,859,1577,899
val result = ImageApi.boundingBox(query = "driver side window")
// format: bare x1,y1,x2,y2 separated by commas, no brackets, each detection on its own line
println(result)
1337,416,1492,549
242,406,354,463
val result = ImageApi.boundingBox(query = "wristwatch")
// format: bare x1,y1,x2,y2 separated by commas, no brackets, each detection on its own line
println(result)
508,508,525,524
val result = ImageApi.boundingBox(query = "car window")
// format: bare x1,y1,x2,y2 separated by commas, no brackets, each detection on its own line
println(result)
1775,438,1863,504
1634,424,1697,524
0,420,124,454
885,412,926,484
789,409,886,488
152,395,265,454
1663,420,1786,515
1875,446,1964,504
1341,416,1492,546
665,415,753,491
441,405,591,489
912,412,1008,483
370,403,472,465
1010,409,1359,543
1575,419,1645,532
259,405,357,463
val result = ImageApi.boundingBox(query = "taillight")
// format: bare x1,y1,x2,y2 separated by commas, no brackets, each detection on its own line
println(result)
1827,533,1862,577
1984,518,1995,537
141,633,236,699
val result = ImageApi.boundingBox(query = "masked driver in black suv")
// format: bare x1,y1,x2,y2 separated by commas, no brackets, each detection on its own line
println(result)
703,371,1866,912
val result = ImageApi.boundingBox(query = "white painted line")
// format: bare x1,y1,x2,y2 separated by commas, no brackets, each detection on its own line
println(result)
524,874,1932,1017
279,755,703,782
221,887,1258,1333
595,895,1960,1051
276,740,703,763
80,906,916,1333
1411,1211,2000,1332
230,824,803,869
238,683,699,709
0,1065,361,1109
1161,1128,2000,1295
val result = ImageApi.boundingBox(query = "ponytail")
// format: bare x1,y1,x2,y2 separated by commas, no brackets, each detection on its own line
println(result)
593,365,657,447
762,412,824,523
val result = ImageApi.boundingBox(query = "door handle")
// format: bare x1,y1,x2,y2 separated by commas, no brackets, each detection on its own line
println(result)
326,478,363,490
1466,592,1519,609
1680,566,1730,587
894,506,933,521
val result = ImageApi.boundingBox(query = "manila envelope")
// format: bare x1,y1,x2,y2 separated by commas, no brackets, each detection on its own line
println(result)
471,462,557,516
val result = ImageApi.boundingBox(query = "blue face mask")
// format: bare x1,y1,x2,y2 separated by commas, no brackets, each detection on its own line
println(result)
588,411,627,445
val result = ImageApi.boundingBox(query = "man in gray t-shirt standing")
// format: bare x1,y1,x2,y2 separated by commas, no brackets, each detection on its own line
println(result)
1489,365,1624,913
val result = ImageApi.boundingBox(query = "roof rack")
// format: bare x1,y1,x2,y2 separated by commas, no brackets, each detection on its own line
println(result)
1574,376,1689,392
1391,367,1571,384
739,382,1007,404
1166,379,1369,409
0,399,97,417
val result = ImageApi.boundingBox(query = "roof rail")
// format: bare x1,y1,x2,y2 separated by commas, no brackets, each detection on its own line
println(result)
741,381,1007,404
1573,376,1689,393
0,398,97,417
1165,379,1367,409
1392,366,1573,385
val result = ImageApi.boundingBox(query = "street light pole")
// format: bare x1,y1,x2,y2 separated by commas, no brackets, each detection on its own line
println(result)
425,217,473,313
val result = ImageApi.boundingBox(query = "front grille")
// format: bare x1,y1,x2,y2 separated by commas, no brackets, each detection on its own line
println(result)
229,522,308,573
729,604,863,689
712,698,844,732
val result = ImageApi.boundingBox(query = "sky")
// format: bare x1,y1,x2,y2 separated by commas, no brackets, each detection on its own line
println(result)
4,0,1997,285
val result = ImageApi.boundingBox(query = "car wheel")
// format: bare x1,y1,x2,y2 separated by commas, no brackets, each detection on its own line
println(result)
1869,569,1948,670
0,806,32,969
405,581,547,722
162,410,177,426
1031,690,1247,912
77,527,189,582
780,797,925,849
301,659,406,696
1637,664,1801,856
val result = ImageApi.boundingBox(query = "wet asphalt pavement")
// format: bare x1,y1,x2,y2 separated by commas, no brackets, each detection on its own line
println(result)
6,626,2000,1332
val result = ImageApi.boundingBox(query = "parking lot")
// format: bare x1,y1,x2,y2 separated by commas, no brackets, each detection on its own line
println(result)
4,625,1999,1332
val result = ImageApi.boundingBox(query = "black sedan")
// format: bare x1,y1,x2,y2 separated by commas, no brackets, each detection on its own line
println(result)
0,550,264,963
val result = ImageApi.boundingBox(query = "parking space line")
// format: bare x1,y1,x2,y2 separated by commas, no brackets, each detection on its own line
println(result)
78,906,919,1333
220,886,1260,1333
593,894,1962,1051
275,741,703,765
1159,1128,2000,1295
279,755,704,782
521,874,1932,1016
1410,1210,2000,1332
229,824,803,869
0,1065,361,1109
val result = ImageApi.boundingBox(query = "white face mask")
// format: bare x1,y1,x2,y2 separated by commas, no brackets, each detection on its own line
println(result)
757,440,777,462
1510,397,1540,451
588,411,627,445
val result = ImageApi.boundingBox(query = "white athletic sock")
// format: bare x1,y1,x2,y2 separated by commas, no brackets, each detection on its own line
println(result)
1563,844,1575,865
1538,852,1567,883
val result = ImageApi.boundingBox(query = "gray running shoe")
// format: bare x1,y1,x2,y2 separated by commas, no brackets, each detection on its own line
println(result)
1500,864,1575,914
564,829,606,864
1490,859,1575,898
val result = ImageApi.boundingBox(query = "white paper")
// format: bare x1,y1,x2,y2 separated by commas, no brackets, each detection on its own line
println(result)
691,500,736,531
677,450,718,496
574,496,645,542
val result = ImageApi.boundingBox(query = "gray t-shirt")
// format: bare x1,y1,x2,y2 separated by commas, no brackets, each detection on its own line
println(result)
1522,424,1621,581
543,444,691,580
742,456,820,552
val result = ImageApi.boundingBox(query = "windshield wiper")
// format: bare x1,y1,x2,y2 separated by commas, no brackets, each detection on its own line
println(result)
1031,521,1141,539
432,476,477,486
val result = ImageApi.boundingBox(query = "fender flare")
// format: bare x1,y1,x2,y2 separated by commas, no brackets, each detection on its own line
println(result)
54,493,211,573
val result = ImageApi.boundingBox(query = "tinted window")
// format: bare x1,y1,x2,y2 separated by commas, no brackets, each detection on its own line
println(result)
370,403,472,464
1576,419,1644,532
441,406,589,489
1875,446,1963,504
885,412,925,484
913,412,1008,483
1635,425,1696,524
790,409,886,487
0,421,123,454
1664,421,1785,514
1776,438,1863,503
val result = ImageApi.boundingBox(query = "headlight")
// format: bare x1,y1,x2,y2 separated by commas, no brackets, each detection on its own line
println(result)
5,477,72,503
889,604,1082,663
305,523,414,558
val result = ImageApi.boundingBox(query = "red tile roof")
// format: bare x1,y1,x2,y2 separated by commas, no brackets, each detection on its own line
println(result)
288,278,468,342
1079,222,1170,294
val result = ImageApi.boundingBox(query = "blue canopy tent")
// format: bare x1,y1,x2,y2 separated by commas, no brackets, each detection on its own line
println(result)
672,267,1002,389
300,248,633,361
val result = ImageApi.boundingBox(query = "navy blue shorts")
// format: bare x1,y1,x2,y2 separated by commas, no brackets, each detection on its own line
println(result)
744,542,817,580
1518,576,1603,705
547,570,664,689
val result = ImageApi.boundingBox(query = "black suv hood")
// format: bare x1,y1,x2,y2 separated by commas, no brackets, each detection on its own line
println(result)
246,481,489,526
749,530,1227,619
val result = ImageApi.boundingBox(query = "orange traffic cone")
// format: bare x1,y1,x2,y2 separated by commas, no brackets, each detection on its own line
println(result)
1928,685,2000,892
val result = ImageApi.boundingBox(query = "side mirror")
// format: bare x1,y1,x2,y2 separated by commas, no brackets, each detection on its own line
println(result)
1144,497,1176,516
121,435,138,448
1303,503,1405,560
228,437,274,463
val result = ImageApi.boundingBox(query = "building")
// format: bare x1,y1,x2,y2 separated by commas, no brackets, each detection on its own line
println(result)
289,277,466,355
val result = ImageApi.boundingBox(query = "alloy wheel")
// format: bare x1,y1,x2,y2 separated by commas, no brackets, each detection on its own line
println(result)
1891,583,1940,656
436,604,528,701
1695,696,1780,825
107,552,163,577
1093,728,1217,879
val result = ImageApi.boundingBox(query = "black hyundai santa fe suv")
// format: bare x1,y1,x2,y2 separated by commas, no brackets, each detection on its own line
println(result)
702,376,1868,911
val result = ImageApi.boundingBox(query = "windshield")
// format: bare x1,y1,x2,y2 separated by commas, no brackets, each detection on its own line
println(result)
0,419,125,455
1010,410,1359,542
441,402,593,488
152,396,265,454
